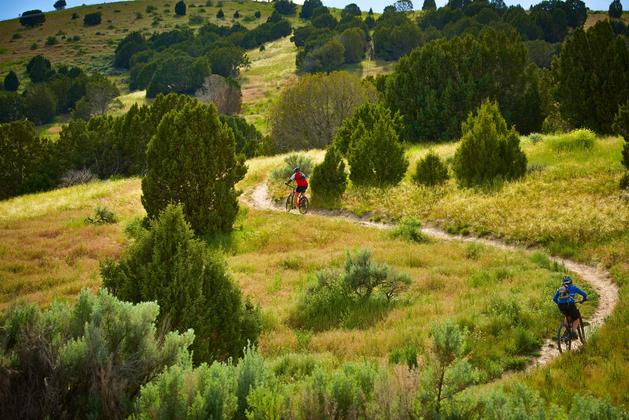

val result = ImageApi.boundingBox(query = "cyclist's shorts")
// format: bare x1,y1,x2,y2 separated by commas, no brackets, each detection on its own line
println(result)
558,302,580,321
296,185,307,193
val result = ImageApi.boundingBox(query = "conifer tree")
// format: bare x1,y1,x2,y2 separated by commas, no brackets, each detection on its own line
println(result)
413,151,449,187
3,70,19,91
310,145,347,202
175,0,187,16
102,204,260,363
609,0,623,19
453,101,527,187
141,100,246,235
347,103,408,187
422,0,437,11
613,101,629,170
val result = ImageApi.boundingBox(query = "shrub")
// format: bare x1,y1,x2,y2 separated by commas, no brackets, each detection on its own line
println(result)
3,71,19,91
255,10,261,18
0,289,194,419
310,146,347,203
19,10,46,27
217,8,225,18
102,204,261,363
83,12,102,26
189,14,204,24
45,36,58,46
453,101,527,187
270,153,314,182
391,217,427,243
608,0,623,19
347,103,408,187
413,151,449,186
546,129,595,152
59,168,96,187
175,0,187,16
26,54,53,83
141,99,246,235
85,205,117,225
274,0,296,15
388,345,419,369
613,101,629,170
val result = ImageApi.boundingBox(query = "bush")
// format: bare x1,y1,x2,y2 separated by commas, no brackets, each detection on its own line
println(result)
26,54,53,83
83,12,102,26
310,146,347,203
413,151,449,186
453,101,527,187
613,101,629,170
85,205,117,224
59,168,96,187
45,36,58,46
274,0,296,15
0,289,193,419
216,8,225,18
391,217,427,243
347,103,408,187
270,153,314,182
102,204,261,364
175,0,187,16
546,129,596,152
3,71,19,91
141,98,246,235
19,10,46,27
608,0,623,19
388,345,419,369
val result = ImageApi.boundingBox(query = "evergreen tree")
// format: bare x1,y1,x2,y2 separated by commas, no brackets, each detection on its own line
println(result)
300,0,323,19
217,8,225,19
422,0,437,11
613,101,629,170
19,10,46,27
413,151,449,186
26,54,53,83
175,0,187,16
83,11,102,26
339,27,367,64
452,101,527,187
310,145,347,202
555,21,629,133
141,99,246,235
609,0,623,19
53,0,66,10
3,71,19,91
102,204,260,364
347,103,408,187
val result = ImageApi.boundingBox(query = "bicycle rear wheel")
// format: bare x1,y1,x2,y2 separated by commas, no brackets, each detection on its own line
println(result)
285,193,293,212
557,323,571,354
298,196,309,214
577,318,585,343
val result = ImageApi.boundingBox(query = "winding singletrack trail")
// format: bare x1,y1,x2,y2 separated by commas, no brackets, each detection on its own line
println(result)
244,182,619,371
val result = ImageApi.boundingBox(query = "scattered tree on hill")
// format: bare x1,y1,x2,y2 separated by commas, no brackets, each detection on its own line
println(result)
24,84,57,124
413,151,449,187
102,204,260,364
3,71,19,92
175,0,187,16
114,31,148,68
233,10,240,19
19,10,46,27
342,3,362,18
142,99,246,235
207,46,248,77
271,72,376,151
0,92,26,123
26,55,53,83
72,73,120,118
53,0,67,10
385,28,543,140
83,12,102,26
216,8,225,19
339,27,368,64
274,0,296,16
300,0,323,19
609,0,623,19
0,120,56,200
422,0,437,11
452,101,527,187
145,52,209,98
300,39,345,73
613,101,629,170
346,103,408,187
554,21,629,134
373,10,422,60
395,0,414,12
312,9,338,29
310,145,348,203
0,289,194,420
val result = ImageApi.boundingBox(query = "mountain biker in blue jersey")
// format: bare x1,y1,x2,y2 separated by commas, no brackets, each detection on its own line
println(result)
553,275,587,338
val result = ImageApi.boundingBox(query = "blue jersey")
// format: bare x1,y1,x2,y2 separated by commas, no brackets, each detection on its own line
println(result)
553,284,587,304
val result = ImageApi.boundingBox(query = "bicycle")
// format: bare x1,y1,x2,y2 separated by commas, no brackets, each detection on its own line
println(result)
556,300,586,353
285,183,309,214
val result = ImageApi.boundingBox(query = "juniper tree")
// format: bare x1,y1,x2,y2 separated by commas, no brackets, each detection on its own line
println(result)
141,100,246,235
102,204,260,364
453,101,527,187
310,145,347,203
3,71,19,91
609,0,623,19
175,0,187,16
413,151,449,187
613,101,629,170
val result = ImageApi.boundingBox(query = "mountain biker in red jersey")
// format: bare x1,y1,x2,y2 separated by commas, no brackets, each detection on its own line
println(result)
287,167,308,209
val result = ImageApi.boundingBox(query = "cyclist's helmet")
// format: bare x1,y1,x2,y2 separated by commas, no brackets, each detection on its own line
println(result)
293,167,300,172
562,275,573,285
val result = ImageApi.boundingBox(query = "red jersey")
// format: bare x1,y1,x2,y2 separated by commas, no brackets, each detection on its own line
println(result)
291,171,308,187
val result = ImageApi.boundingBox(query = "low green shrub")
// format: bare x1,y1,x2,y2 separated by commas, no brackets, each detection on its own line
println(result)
270,153,314,182
310,146,347,203
388,345,419,369
413,151,449,187
84,205,117,225
546,129,596,152
391,217,427,243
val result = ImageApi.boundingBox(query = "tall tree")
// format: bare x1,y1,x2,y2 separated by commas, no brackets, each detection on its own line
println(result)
395,0,414,12
175,0,187,16
19,10,46,27
53,0,66,10
422,0,437,11
26,55,53,83
555,21,629,133
141,98,246,235
609,0,623,19
300,0,323,19
3,71,19,92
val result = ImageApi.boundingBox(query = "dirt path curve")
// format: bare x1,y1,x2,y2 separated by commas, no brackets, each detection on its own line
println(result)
243,182,619,371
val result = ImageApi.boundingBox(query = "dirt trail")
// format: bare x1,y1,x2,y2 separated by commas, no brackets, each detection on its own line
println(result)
244,182,619,371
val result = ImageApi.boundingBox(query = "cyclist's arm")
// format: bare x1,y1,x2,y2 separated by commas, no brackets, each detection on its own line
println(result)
574,286,587,301
552,290,560,304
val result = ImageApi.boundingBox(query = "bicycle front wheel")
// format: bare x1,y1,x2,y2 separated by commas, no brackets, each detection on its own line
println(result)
578,318,585,344
557,323,571,354
299,197,309,214
285,193,293,212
